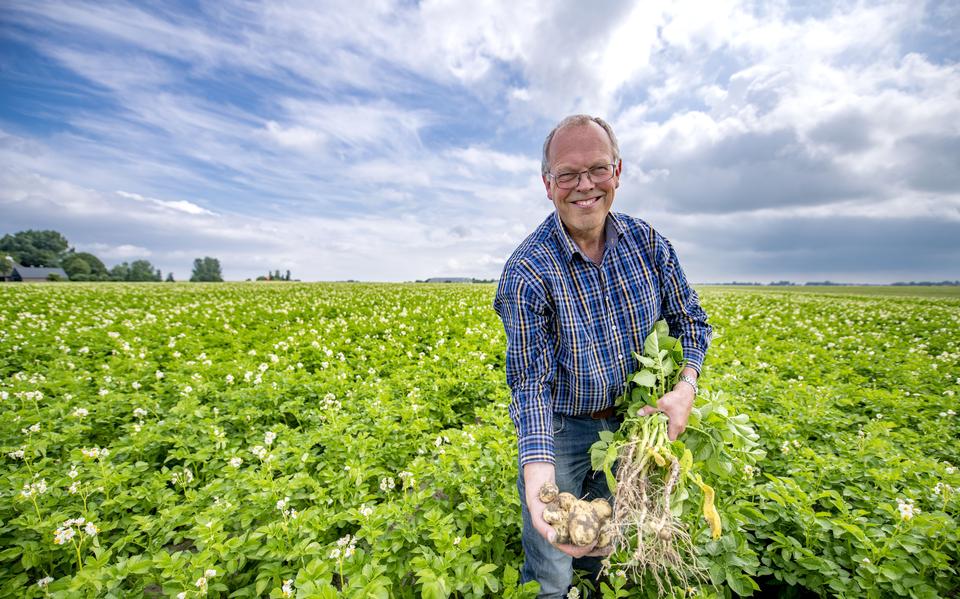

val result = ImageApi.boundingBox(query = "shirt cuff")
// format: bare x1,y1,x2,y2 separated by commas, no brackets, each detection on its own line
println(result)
515,417,556,468
682,343,706,374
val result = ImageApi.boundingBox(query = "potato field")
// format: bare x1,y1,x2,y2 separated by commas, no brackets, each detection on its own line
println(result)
1,283,958,598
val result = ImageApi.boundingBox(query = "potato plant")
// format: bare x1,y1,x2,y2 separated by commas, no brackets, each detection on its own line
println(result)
590,321,764,595
1,283,957,598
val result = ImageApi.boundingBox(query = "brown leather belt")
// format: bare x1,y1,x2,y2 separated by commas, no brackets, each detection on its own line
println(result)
589,406,617,420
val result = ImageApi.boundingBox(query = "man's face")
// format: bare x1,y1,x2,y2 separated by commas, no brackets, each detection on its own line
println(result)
542,122,621,243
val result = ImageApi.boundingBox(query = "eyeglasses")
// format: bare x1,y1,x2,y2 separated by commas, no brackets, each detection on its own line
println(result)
547,164,616,189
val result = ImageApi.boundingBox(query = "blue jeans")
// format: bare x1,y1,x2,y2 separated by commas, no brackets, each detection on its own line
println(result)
518,412,621,598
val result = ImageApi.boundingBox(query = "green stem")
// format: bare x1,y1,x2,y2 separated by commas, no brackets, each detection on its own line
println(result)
99,461,111,501
73,537,84,571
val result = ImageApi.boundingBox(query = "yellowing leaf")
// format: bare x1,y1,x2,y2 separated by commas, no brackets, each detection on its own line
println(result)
692,475,722,540
647,447,667,467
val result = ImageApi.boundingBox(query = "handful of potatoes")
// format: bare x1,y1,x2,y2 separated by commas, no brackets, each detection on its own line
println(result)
538,482,613,548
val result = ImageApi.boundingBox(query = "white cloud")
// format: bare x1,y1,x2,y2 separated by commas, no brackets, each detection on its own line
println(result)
84,243,152,259
0,167,539,281
1,1,957,282
116,191,217,216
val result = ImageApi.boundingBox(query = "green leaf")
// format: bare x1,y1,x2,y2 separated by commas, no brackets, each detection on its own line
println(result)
632,370,657,387
421,579,449,599
604,463,617,495
653,319,669,337
643,328,660,358
124,556,152,575
725,569,759,596
590,439,608,471
502,566,519,587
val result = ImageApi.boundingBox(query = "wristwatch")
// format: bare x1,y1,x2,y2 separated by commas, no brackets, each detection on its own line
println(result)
677,374,698,396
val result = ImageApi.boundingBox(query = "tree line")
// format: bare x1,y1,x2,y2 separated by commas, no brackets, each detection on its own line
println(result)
0,230,224,282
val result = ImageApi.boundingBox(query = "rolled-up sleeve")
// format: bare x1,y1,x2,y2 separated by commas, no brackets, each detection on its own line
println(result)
655,233,712,373
493,268,557,466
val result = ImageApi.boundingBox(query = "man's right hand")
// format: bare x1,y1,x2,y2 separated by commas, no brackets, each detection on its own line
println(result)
523,462,610,558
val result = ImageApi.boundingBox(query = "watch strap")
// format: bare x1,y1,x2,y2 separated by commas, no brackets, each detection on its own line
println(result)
678,374,698,395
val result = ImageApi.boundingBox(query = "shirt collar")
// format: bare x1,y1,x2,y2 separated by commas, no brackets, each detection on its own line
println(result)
552,211,624,264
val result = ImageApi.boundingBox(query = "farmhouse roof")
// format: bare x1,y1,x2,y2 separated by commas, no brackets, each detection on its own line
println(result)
425,277,473,283
12,265,70,280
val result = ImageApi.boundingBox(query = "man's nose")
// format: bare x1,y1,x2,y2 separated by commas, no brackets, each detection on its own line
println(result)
575,171,595,191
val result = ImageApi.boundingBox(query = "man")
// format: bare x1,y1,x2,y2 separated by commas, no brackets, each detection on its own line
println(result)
493,115,711,598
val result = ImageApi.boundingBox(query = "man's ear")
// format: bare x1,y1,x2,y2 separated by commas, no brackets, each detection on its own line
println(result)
543,175,553,201
614,160,622,189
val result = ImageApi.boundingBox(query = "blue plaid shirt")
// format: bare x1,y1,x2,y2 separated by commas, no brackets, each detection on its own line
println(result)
494,211,711,467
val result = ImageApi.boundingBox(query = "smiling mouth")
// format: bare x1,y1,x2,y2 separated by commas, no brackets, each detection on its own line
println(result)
573,196,601,208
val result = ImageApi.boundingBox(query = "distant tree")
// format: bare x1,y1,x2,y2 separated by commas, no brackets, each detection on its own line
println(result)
0,230,70,267
165,272,175,282
1,255,14,277
190,257,223,282
285,270,291,281
128,260,159,281
110,262,131,281
62,254,92,279
256,275,268,281
155,268,162,281
74,252,108,277
62,251,112,281
107,259,162,281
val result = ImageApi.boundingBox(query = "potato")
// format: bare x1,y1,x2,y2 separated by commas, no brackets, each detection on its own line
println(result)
538,482,559,504
596,521,614,548
591,498,612,520
552,519,571,544
557,492,576,511
542,502,566,526
568,500,601,546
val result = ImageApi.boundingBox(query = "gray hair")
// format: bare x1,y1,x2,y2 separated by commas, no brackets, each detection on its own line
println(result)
541,114,620,176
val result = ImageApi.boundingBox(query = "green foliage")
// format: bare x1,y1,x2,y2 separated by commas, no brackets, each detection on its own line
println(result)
127,260,160,282
0,229,70,267
61,254,92,278
108,262,129,281
191,257,224,282
62,252,109,280
589,321,765,595
109,260,162,282
0,285,956,597
0,283,534,597
697,289,960,598
0,255,12,276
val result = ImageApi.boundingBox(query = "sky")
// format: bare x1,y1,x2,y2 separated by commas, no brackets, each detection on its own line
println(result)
1,1,958,283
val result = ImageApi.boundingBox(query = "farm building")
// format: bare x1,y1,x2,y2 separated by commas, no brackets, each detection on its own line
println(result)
424,277,473,283
2,263,70,282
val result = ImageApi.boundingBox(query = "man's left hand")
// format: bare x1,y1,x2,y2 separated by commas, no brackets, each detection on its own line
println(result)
638,380,695,440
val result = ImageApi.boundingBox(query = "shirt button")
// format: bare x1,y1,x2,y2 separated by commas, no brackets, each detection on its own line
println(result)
618,354,623,360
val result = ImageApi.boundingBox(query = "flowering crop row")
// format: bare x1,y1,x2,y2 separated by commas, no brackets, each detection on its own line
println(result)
1,283,958,598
